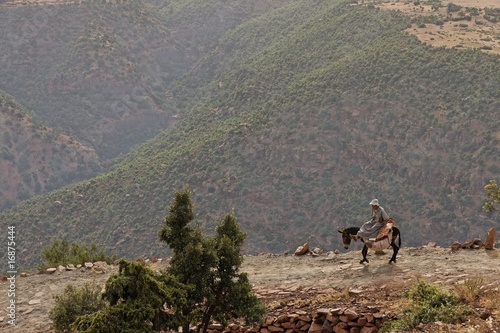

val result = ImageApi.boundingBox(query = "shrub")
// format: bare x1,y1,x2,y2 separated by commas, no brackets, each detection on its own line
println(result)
380,280,473,332
454,277,485,304
39,239,115,270
49,282,106,333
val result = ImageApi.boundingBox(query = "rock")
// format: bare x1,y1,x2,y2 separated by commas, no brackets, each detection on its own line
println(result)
312,247,324,255
28,299,41,305
84,262,93,269
343,309,359,321
360,327,377,333
485,228,496,250
295,242,310,256
46,268,57,274
450,241,461,251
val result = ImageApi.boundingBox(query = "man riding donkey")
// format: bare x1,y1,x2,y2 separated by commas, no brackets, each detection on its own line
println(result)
355,198,393,243
338,198,400,263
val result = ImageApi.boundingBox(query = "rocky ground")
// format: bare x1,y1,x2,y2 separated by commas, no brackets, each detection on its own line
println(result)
1,245,499,333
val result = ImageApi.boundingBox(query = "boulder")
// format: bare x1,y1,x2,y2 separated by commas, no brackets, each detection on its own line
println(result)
485,227,496,250
295,242,310,256
450,241,461,251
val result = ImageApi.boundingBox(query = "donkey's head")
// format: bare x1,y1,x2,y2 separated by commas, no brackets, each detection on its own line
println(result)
338,228,359,250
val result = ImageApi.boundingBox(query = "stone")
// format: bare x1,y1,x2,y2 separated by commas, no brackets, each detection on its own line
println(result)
485,227,496,250
295,242,310,256
332,323,348,333
343,309,359,321
320,320,332,333
307,322,323,333
28,299,41,305
299,323,311,331
313,247,324,255
360,327,377,333
268,326,284,333
276,314,289,324
46,268,57,274
450,242,461,251
84,262,93,269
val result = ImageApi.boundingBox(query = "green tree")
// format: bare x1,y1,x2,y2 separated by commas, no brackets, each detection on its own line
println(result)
159,188,265,333
199,213,265,333
483,180,500,212
72,259,188,333
158,187,217,333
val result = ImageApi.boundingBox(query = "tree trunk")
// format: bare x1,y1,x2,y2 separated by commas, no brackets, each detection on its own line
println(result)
200,306,215,333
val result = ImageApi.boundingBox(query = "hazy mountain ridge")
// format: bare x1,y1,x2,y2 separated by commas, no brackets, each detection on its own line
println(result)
1,0,499,270
0,0,287,208
0,90,102,210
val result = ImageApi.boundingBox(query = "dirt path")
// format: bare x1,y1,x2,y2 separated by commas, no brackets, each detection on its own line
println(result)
1,247,499,333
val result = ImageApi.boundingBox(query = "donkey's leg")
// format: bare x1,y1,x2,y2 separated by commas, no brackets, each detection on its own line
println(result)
389,240,399,264
360,245,369,264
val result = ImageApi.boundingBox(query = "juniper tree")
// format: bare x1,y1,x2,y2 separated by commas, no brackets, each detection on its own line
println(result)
159,188,265,333
72,260,187,333
158,187,218,333
199,213,265,333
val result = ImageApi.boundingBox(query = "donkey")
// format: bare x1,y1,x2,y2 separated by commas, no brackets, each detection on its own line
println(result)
337,226,401,264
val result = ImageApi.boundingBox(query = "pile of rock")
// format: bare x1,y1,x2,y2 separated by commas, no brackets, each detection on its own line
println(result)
207,307,392,333
450,227,497,251
294,242,325,257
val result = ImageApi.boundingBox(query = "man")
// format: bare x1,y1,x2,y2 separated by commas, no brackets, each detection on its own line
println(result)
356,199,390,241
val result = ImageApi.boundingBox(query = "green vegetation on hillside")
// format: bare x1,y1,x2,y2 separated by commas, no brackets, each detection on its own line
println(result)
1,0,499,270
39,239,115,270
483,179,500,212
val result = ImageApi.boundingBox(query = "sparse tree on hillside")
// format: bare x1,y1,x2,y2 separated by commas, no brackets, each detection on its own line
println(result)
483,180,500,212
159,188,265,333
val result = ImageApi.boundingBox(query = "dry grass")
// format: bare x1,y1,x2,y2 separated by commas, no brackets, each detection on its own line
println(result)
358,0,500,55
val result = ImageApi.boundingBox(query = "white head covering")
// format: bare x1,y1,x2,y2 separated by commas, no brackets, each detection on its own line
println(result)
369,199,379,206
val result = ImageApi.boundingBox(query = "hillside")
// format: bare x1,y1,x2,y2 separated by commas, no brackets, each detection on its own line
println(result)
0,91,102,210
1,247,499,332
1,0,500,271
0,0,286,196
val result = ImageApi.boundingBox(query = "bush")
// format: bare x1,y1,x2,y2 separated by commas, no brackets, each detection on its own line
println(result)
39,239,115,270
380,280,473,332
49,282,106,333
454,277,485,304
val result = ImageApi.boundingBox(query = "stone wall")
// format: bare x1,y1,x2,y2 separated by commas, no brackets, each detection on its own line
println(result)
208,307,394,333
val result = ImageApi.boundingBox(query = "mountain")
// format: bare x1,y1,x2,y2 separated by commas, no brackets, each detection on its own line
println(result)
1,0,499,270
0,0,287,208
0,90,102,210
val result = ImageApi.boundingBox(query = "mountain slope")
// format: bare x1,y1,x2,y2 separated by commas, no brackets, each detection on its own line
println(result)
0,0,286,160
2,0,499,270
0,90,102,210
0,0,288,207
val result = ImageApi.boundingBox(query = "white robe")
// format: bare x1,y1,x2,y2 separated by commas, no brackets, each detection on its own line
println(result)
357,206,389,239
